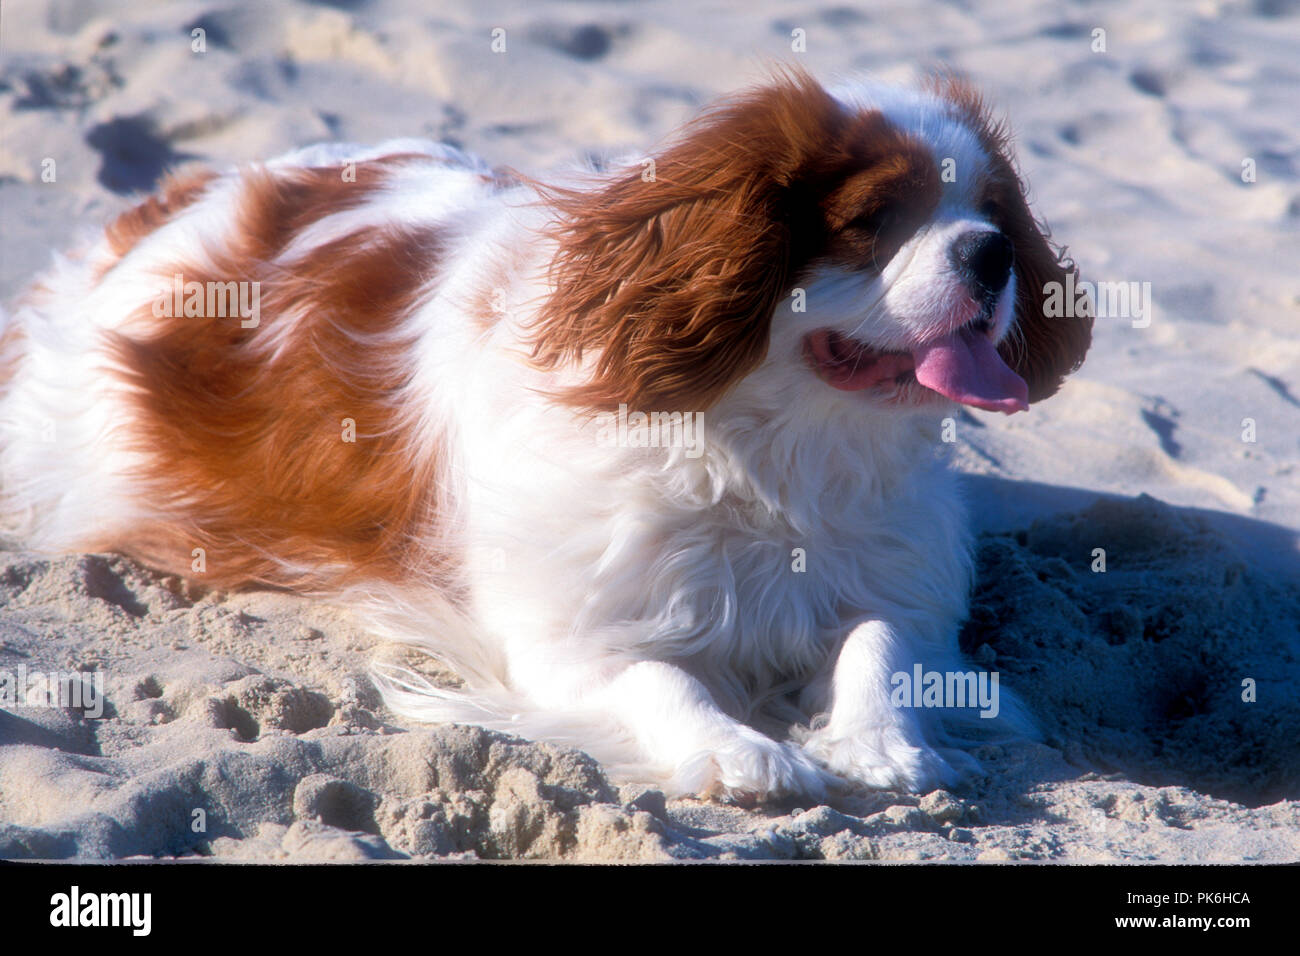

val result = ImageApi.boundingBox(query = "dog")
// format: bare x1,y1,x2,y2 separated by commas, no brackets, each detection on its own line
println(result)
0,68,1091,800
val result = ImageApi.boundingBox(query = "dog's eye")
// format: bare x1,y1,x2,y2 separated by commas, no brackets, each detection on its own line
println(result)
847,212,879,232
843,206,921,267
848,208,895,235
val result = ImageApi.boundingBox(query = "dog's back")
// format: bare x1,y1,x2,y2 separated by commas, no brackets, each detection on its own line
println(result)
0,141,495,590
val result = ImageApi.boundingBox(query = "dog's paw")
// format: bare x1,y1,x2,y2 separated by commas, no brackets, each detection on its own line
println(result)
799,726,960,793
672,726,836,804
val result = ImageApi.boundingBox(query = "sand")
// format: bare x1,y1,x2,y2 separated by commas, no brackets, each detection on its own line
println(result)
1,0,1297,860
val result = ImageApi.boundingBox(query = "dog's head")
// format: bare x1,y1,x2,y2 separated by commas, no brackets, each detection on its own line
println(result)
532,68,1092,419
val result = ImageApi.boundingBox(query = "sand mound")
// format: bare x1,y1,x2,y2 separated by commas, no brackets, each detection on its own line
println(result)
963,495,1300,807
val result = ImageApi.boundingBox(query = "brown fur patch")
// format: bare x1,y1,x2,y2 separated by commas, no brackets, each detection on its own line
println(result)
96,153,432,284
99,168,219,277
103,162,446,591
229,154,427,262
528,68,940,415
927,72,1093,402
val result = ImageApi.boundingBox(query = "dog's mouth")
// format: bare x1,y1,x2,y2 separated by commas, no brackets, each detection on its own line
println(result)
802,318,1029,414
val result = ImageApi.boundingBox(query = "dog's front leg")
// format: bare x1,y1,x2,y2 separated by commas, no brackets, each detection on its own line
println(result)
596,661,837,802
799,619,961,793
506,649,832,802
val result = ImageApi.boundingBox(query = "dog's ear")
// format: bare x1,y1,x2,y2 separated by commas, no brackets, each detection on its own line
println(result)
528,69,844,414
996,177,1093,403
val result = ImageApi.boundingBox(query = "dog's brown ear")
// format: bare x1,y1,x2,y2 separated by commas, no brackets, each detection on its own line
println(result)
998,186,1093,403
527,68,845,415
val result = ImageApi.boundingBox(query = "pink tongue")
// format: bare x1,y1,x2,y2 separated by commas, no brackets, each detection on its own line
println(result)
912,328,1029,414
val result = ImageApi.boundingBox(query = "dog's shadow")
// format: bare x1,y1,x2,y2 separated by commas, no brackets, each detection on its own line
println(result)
941,476,1300,813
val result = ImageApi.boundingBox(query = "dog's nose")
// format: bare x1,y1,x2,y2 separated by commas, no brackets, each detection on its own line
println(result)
949,230,1013,299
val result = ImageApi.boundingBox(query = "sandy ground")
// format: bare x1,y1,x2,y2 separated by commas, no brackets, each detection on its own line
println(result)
0,0,1297,860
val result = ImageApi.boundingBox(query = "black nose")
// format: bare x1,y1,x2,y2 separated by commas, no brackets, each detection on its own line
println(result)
949,230,1013,299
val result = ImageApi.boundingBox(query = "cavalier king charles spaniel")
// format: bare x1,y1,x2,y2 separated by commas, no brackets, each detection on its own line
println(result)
0,69,1091,801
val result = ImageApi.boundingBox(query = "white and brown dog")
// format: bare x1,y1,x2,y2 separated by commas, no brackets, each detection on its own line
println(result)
0,69,1091,800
